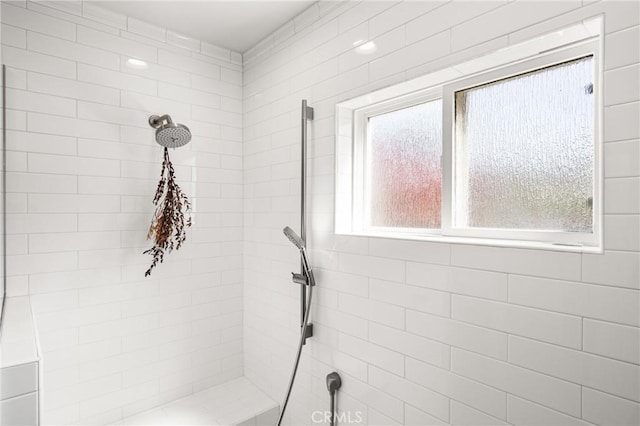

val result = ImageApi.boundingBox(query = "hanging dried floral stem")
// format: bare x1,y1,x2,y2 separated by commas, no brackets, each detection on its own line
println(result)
144,147,192,276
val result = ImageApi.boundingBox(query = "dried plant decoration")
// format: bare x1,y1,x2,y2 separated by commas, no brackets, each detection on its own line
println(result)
144,147,192,276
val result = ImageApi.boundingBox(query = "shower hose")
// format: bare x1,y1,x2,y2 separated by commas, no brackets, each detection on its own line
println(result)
276,283,314,426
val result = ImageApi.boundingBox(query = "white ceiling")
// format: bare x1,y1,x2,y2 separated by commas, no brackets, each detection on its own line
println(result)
92,0,317,52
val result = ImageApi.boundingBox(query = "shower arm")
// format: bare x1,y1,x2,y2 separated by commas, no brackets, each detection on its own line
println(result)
148,114,174,128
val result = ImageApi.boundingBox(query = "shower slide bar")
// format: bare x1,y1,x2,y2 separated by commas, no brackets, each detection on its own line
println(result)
296,99,314,344
276,100,316,426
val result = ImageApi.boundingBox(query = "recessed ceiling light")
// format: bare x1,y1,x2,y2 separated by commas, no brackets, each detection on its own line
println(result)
354,40,377,55
126,58,148,69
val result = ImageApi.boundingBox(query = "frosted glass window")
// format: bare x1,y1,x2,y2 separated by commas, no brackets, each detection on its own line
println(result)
455,56,594,232
367,100,442,228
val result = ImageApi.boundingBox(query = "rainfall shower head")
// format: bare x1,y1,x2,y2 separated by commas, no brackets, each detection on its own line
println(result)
283,226,305,251
148,114,191,148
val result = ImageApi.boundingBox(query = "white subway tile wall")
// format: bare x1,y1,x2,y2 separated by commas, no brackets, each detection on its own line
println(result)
2,1,243,425
1,0,639,425
243,1,640,426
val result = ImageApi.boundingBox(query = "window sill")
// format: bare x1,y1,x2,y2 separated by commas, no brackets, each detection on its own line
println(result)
336,230,603,254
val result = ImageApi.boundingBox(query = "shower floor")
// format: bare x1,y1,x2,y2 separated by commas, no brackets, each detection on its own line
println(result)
114,377,279,426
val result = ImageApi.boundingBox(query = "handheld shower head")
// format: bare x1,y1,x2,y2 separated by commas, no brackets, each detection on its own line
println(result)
283,225,315,287
149,114,191,148
283,226,305,251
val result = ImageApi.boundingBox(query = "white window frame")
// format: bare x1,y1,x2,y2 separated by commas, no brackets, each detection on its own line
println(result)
353,88,443,236
442,42,600,247
336,18,603,252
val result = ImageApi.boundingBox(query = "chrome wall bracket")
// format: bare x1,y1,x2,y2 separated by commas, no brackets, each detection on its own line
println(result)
304,104,314,120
